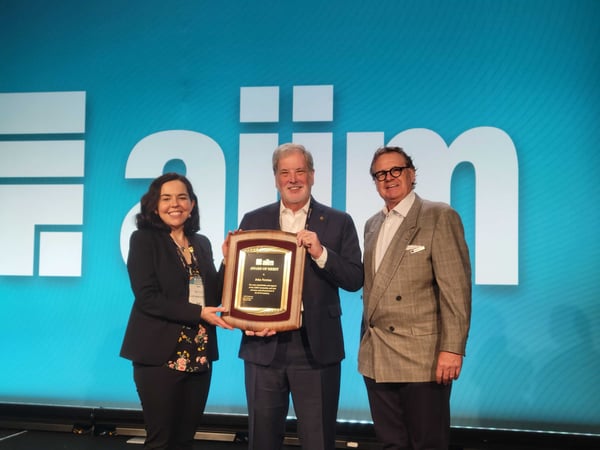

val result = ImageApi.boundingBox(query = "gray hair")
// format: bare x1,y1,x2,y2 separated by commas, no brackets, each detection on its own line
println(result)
272,143,315,174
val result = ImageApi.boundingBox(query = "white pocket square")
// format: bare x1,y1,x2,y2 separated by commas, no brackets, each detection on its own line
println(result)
406,245,425,254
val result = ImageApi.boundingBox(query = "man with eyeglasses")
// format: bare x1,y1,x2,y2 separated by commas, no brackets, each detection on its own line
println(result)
358,146,472,450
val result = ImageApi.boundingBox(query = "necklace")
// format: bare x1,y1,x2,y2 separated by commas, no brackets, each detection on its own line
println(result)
170,234,199,274
170,234,191,252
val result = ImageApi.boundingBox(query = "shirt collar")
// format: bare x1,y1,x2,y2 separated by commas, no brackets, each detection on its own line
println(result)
382,190,416,218
280,199,311,216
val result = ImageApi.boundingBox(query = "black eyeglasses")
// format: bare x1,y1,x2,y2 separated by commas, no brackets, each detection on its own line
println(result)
371,166,410,181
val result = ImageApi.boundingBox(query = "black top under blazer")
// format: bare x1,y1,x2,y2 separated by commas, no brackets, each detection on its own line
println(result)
120,228,220,366
237,198,364,366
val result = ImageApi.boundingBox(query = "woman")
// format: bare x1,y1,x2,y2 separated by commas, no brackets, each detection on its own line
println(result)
120,172,232,450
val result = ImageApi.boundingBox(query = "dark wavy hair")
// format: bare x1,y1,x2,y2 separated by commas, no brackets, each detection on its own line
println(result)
370,146,417,188
136,172,200,234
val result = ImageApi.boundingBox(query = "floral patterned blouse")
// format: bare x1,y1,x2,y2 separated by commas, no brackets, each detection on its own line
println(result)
165,324,210,372
164,237,210,373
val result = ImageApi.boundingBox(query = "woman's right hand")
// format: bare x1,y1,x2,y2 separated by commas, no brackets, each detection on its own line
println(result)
201,306,234,330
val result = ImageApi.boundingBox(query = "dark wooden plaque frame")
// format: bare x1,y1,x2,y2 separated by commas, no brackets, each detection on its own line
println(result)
221,230,305,332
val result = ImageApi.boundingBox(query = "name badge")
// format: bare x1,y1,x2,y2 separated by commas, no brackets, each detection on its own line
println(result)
188,275,205,306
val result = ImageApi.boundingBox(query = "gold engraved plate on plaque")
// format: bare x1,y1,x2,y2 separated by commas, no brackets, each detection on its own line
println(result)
235,246,291,315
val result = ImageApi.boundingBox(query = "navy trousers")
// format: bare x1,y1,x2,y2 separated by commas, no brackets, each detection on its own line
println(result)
244,328,341,450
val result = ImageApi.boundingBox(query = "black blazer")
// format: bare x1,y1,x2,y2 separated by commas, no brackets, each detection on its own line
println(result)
120,228,220,366
238,198,363,366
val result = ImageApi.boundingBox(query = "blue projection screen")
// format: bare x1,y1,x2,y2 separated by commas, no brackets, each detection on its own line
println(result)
1,0,599,436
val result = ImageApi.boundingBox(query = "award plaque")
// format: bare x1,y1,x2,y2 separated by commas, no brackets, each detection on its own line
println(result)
222,230,305,332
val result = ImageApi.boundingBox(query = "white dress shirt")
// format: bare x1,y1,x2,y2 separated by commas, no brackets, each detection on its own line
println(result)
279,200,328,268
375,190,416,270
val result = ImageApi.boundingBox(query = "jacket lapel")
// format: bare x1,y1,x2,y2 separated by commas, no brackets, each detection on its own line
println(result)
364,212,384,279
306,198,327,234
366,196,423,320
261,202,281,230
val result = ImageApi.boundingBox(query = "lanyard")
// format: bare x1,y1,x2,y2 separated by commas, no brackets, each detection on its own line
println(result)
171,237,201,277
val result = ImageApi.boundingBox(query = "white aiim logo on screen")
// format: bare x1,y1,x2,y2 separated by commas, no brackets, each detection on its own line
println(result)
0,92,86,277
123,85,517,285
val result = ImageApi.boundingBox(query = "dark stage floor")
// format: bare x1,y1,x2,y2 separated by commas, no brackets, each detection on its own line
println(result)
1,428,299,450
1,427,599,450
2,404,599,449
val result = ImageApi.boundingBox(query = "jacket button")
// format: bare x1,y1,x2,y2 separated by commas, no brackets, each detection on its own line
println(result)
369,322,374,328
389,326,395,332
395,296,402,301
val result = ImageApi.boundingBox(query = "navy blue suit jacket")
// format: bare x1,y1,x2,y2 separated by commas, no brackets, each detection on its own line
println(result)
237,198,363,366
